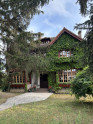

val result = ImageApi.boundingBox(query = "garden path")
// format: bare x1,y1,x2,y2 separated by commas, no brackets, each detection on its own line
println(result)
0,92,52,111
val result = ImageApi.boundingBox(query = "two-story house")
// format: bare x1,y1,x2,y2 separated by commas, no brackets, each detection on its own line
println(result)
10,27,82,92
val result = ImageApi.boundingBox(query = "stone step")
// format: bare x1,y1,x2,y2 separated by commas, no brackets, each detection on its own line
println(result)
36,88,49,93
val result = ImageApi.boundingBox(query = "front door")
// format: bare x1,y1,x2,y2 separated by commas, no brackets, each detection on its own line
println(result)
40,74,48,88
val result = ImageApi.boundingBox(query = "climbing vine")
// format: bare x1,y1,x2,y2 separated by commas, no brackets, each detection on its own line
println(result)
47,33,83,87
47,33,83,72
48,72,55,87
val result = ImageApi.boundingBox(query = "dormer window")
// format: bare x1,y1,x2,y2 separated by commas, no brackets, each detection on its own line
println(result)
59,51,72,57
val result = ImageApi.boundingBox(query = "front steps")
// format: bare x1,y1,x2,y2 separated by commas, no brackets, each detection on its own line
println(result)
36,88,49,93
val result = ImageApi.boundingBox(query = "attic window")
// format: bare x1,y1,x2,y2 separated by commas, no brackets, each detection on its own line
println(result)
59,51,72,57
59,69,77,82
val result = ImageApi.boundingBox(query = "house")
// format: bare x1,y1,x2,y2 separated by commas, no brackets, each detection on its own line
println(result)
10,27,82,92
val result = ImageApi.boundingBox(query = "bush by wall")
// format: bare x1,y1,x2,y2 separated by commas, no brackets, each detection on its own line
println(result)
71,67,93,99
1,74,9,92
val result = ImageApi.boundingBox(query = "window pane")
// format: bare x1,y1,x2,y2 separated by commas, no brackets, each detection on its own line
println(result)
59,51,73,57
63,51,66,57
60,51,63,56
67,51,70,57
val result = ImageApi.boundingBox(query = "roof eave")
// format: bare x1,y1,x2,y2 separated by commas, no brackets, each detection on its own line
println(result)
49,27,82,46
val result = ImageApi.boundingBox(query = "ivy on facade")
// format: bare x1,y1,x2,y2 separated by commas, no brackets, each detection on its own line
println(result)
47,33,83,87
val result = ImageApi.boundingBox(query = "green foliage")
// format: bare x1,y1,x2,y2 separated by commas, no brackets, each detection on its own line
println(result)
25,84,27,92
0,57,4,86
47,33,83,92
54,73,61,93
48,72,55,87
56,73,59,84
0,0,50,82
77,0,89,15
71,67,93,99
47,33,83,71
48,72,61,93
1,74,9,92
0,65,3,85
0,0,49,42
85,30,93,74
6,31,50,75
75,1,93,76
0,71,3,86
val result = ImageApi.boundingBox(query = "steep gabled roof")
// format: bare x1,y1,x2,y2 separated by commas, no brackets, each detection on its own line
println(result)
49,27,82,46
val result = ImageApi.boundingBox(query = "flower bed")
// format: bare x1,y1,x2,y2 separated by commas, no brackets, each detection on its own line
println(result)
10,84,25,88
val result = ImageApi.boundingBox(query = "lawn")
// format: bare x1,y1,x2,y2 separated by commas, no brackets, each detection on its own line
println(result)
0,94,93,124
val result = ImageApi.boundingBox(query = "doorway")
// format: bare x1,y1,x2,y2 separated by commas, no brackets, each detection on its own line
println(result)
40,74,48,88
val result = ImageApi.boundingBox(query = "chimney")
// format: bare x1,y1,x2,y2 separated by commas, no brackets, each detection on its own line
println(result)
38,32,44,40
78,31,82,38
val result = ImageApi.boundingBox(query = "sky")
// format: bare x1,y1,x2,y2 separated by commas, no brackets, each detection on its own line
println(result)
27,0,89,38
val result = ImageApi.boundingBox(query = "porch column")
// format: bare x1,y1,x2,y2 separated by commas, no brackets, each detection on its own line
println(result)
31,72,40,88
31,72,35,86
37,73,40,88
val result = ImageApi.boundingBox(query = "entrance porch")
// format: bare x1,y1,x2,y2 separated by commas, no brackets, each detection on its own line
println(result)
31,72,48,89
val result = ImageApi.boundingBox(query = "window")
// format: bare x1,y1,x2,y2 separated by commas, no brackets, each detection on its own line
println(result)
13,72,25,83
59,51,72,57
59,69,77,82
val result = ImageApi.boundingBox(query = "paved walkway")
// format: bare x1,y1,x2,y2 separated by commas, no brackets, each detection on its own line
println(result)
0,93,53,111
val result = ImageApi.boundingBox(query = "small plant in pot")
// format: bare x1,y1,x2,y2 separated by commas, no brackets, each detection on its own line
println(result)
48,86,52,92
28,85,36,92
33,85,36,91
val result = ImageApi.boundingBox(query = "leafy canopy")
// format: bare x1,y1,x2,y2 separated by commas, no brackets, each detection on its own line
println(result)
75,0,93,75
72,0,93,99
0,0,50,74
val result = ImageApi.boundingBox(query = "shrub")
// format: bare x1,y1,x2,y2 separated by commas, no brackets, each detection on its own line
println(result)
71,67,93,99
0,71,3,87
1,74,9,92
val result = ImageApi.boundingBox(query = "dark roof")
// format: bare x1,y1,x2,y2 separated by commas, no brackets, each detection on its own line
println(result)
41,37,51,42
39,37,55,47
49,27,82,46
40,37,55,42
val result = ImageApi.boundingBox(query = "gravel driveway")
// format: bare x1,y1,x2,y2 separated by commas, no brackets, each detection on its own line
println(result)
0,92,52,111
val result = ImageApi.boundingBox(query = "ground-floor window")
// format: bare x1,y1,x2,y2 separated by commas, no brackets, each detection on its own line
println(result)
12,72,25,83
59,69,77,82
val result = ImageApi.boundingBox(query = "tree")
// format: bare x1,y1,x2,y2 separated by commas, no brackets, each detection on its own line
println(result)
77,0,91,15
75,1,93,75
71,0,93,98
0,51,4,86
0,0,50,76
0,0,49,42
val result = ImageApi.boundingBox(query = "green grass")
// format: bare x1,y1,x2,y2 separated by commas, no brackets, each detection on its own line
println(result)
0,94,93,124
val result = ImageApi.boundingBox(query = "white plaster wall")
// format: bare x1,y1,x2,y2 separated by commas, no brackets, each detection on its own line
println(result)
31,72,35,86
31,72,40,88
